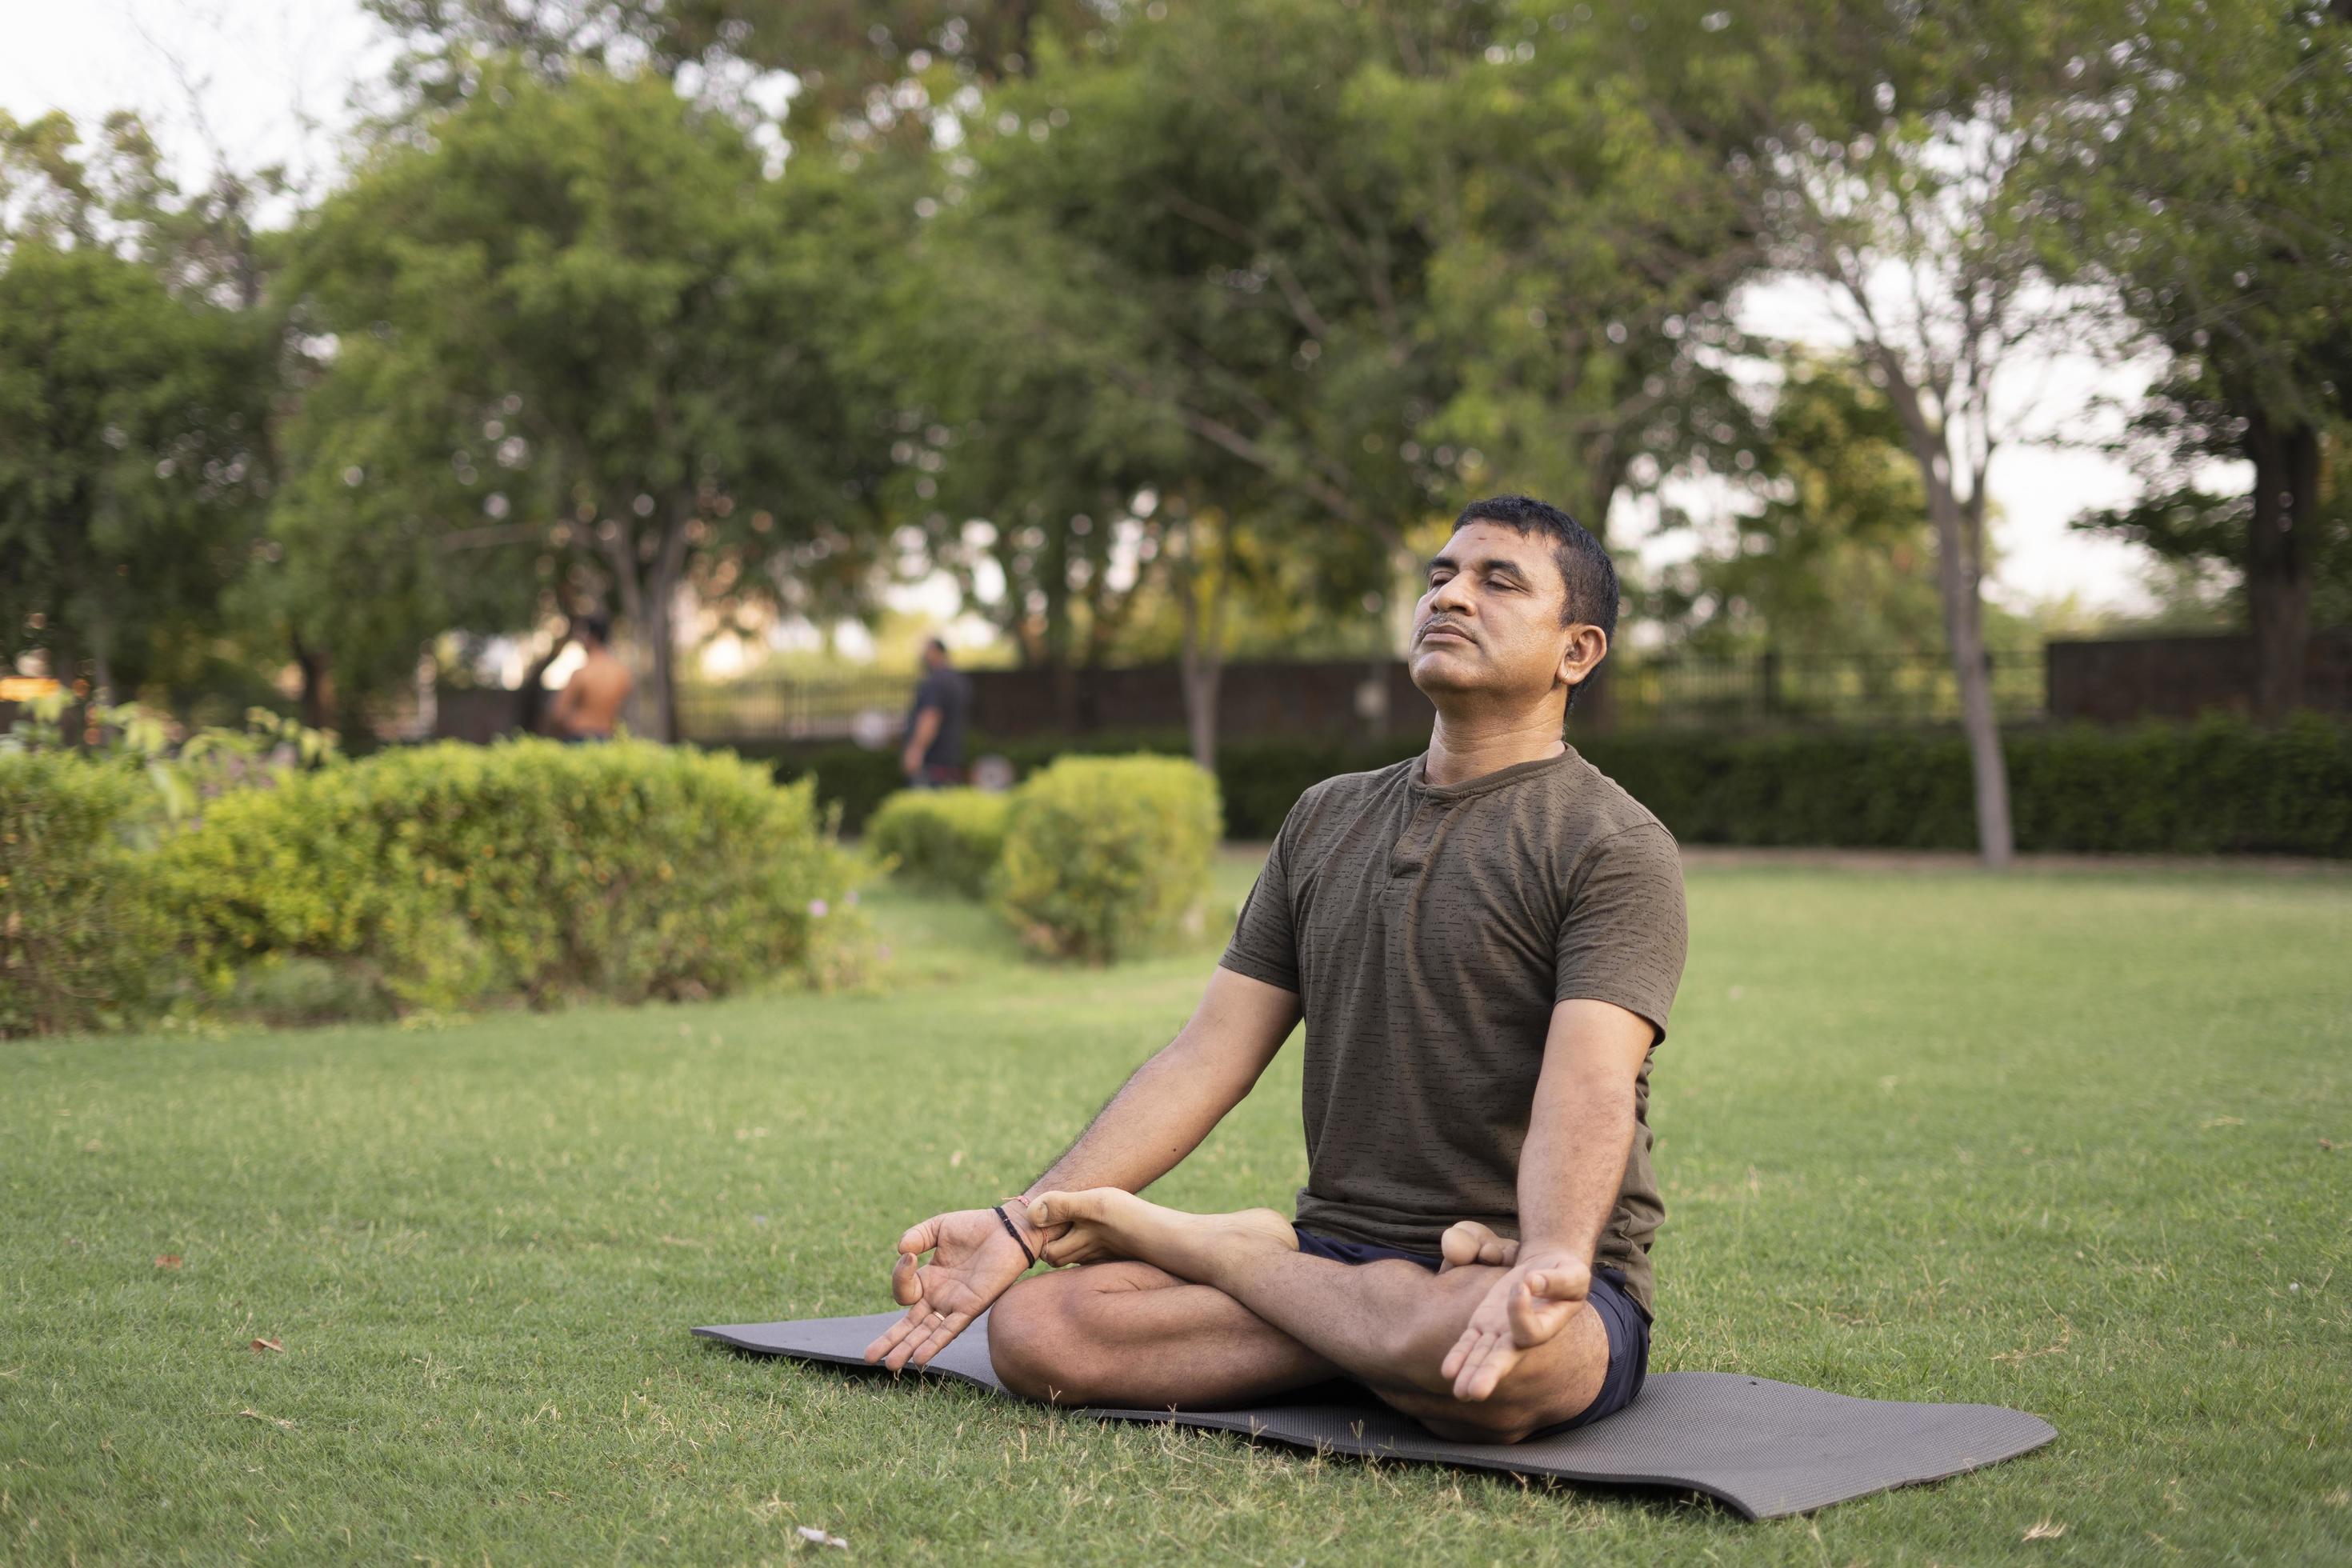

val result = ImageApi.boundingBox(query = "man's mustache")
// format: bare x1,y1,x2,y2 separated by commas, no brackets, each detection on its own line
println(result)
1416,618,1475,645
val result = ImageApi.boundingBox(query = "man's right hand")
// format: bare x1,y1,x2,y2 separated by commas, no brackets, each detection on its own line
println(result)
860,1206,1046,1371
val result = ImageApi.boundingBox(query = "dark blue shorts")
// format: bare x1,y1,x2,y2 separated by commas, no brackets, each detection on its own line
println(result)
1293,1228,1650,1438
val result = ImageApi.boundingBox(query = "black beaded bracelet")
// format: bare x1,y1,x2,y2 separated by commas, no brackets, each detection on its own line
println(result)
992,1203,1038,1267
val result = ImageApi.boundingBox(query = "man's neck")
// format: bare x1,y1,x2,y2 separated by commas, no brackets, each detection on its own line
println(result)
1421,708,1567,790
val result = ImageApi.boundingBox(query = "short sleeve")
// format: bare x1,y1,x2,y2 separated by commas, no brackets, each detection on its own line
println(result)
1218,806,1302,994
1554,823,1688,1047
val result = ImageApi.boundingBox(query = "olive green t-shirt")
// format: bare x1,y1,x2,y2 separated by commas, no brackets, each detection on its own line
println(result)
1218,745,1689,1320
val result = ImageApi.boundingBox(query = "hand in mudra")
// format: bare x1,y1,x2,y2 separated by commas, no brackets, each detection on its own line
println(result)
861,1206,1042,1372
1439,1248,1592,1402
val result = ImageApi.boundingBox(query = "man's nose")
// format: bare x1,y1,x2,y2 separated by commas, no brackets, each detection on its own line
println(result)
1426,575,1475,616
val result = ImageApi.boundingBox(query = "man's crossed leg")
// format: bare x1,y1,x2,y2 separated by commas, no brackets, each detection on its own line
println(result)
982,1189,1614,1443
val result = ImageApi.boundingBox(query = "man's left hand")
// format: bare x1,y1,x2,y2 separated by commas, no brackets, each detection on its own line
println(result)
1438,1247,1592,1402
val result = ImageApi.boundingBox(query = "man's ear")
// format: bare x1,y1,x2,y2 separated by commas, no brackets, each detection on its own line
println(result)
1557,623,1607,690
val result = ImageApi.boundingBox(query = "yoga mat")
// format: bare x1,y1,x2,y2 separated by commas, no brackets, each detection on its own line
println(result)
694,1310,2056,1521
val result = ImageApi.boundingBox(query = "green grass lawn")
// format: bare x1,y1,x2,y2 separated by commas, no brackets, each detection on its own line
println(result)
3,850,2348,1564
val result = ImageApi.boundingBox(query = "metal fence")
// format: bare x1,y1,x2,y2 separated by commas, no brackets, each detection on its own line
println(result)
1602,647,2046,728
675,673,915,744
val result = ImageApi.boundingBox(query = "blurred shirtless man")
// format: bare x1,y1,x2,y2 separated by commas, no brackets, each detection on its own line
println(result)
865,495,1689,1443
549,613,632,741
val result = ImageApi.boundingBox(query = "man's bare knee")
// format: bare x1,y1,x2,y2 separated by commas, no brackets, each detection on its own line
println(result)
986,1273,1094,1402
1374,1283,1608,1442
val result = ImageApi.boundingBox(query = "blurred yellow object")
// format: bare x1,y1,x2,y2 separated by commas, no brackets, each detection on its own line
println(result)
0,677,62,701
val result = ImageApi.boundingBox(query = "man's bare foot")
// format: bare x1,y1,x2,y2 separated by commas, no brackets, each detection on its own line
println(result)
1438,1221,1521,1274
1027,1188,1296,1282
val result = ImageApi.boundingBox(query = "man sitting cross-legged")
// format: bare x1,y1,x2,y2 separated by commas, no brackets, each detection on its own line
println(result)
864,494,1690,1443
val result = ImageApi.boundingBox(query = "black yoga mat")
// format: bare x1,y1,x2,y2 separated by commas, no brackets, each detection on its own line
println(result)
694,1309,2055,1521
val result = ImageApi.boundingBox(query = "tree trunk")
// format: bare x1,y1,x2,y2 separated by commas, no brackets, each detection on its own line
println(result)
45,625,86,749
1172,510,1226,774
2242,409,2319,722
1180,644,1222,774
1928,476,2014,868
1877,362,2014,867
637,511,693,744
514,643,561,737
293,638,336,733
602,519,674,743
1041,529,1082,732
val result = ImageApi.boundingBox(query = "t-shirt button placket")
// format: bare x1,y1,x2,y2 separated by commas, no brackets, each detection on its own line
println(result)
1390,800,1436,878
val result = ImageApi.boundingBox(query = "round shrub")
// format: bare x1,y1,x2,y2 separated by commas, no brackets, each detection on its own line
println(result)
0,752,176,1037
866,787,1013,898
155,738,865,1011
994,754,1221,963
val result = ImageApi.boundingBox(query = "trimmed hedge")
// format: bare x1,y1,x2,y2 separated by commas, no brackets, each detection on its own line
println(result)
0,753,174,1037
996,754,1222,962
156,738,866,1012
1586,713,2352,855
866,788,1012,897
734,712,2352,856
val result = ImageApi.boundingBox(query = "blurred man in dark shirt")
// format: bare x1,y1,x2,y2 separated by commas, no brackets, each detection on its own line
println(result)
901,637,971,787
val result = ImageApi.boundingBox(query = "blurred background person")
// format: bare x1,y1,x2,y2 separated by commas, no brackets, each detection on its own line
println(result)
901,637,972,787
549,614,632,742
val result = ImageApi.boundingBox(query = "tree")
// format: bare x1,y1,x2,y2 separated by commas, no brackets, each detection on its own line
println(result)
2073,0,2352,714
0,114,274,714
1598,0,2150,865
290,62,898,739
359,0,1102,149
1363,1,1767,554
886,0,1503,764
1646,354,1946,660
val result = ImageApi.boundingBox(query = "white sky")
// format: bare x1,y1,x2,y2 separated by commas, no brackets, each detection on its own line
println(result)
5,0,2170,634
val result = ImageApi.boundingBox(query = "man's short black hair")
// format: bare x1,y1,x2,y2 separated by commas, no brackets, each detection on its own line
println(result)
575,611,611,646
1451,494,1618,713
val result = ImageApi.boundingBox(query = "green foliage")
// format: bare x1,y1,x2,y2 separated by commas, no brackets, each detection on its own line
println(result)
994,754,1222,962
866,788,1011,898
218,955,400,1030
0,753,174,1037
751,716,2352,858
155,738,866,1014
286,62,902,738
1647,356,1947,658
1590,716,2352,857
0,235,271,698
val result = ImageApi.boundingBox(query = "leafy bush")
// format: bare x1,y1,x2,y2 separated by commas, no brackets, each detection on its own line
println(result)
220,955,399,1028
156,738,866,1012
994,754,1222,962
1582,712,2352,856
0,753,177,1037
866,788,1013,897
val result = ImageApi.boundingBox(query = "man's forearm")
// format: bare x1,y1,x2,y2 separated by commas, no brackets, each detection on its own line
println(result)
1515,1066,1638,1264
1016,1028,1262,1207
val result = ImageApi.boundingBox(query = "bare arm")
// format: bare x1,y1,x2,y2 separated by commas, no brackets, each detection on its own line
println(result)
1514,998,1651,1264
864,964,1301,1370
1019,965,1302,1217
1441,998,1654,1400
900,706,942,774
